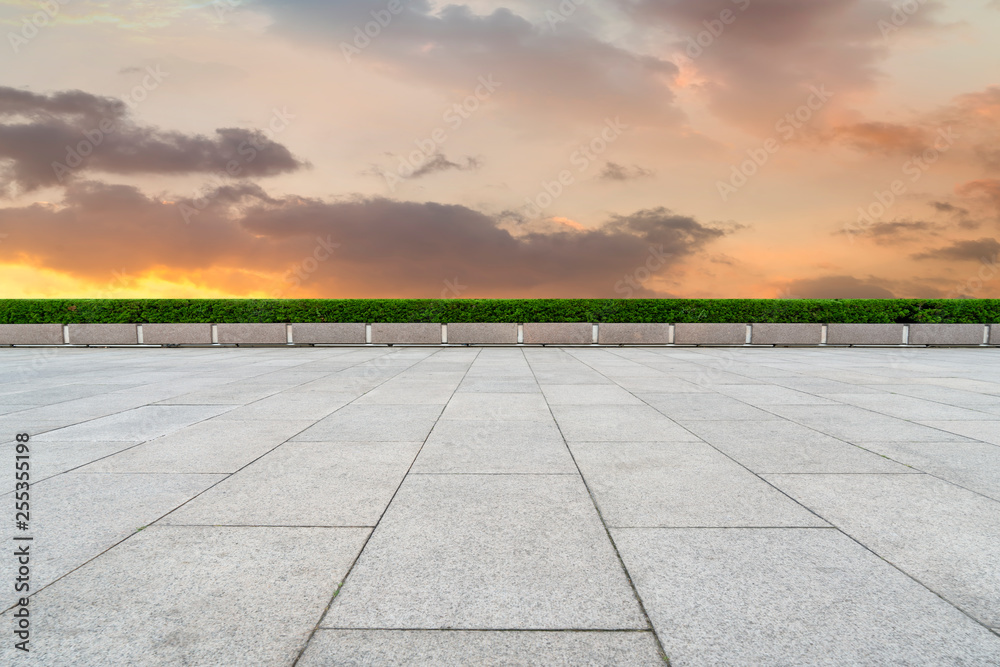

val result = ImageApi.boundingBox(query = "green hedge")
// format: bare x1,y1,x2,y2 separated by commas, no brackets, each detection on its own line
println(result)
0,299,998,324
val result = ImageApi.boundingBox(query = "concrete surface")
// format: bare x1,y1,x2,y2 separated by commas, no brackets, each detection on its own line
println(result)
292,323,367,345
1,345,999,665
673,322,747,345
141,323,213,345
826,323,905,346
447,323,518,345
67,323,137,346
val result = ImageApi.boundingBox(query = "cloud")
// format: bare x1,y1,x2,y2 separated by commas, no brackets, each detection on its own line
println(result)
599,161,656,181
827,122,930,155
257,0,681,125
0,181,733,297
913,238,1000,262
852,219,939,244
618,0,946,132
410,153,481,179
825,86,1000,168
957,179,1000,213
0,86,306,194
780,275,896,299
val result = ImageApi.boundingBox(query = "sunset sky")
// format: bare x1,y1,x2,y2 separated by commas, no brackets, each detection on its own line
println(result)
1,0,999,299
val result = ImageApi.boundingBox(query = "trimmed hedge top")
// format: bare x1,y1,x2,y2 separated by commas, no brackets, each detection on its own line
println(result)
1,299,998,324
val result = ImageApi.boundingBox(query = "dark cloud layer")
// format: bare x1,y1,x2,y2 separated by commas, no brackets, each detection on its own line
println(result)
913,238,1000,262
0,181,730,297
620,0,945,132
0,87,306,194
257,0,680,124
599,162,655,181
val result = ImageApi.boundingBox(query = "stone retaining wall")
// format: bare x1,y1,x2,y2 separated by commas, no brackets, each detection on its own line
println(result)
1,323,997,347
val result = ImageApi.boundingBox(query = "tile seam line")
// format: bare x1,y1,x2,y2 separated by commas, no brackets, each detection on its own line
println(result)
522,347,672,665
291,346,481,667
0,348,427,614
568,348,1000,636
313,627,659,633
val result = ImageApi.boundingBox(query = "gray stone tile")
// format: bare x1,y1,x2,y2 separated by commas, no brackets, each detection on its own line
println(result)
765,474,1000,627
610,376,709,393
81,419,313,473
860,441,1000,502
213,392,356,420
550,405,700,441
413,420,575,474
35,405,229,442
765,404,972,443
0,440,144,487
157,382,290,405
0,473,223,591
571,441,826,527
162,441,422,526
614,527,1000,666
457,378,542,393
299,630,663,666
352,383,457,405
0,526,368,666
440,392,552,420
540,384,643,405
828,393,997,420
678,420,914,473
709,383,835,406
638,392,780,421
323,475,645,629
294,405,442,442
919,420,1000,445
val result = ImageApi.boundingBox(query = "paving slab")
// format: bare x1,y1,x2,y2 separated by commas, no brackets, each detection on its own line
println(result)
571,441,827,527
765,404,973,443
322,475,646,629
0,526,369,666
678,420,913,473
33,405,229,442
638,392,779,421
614,527,1000,666
299,630,663,666
81,419,313,473
765,473,1000,627
293,404,442,441
550,404,699,441
918,419,1000,445
413,419,575,474
827,392,997,420
0,440,143,487
213,392,356,420
0,472,223,591
860,440,1000,501
439,392,552,420
162,441,422,527
541,384,644,405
